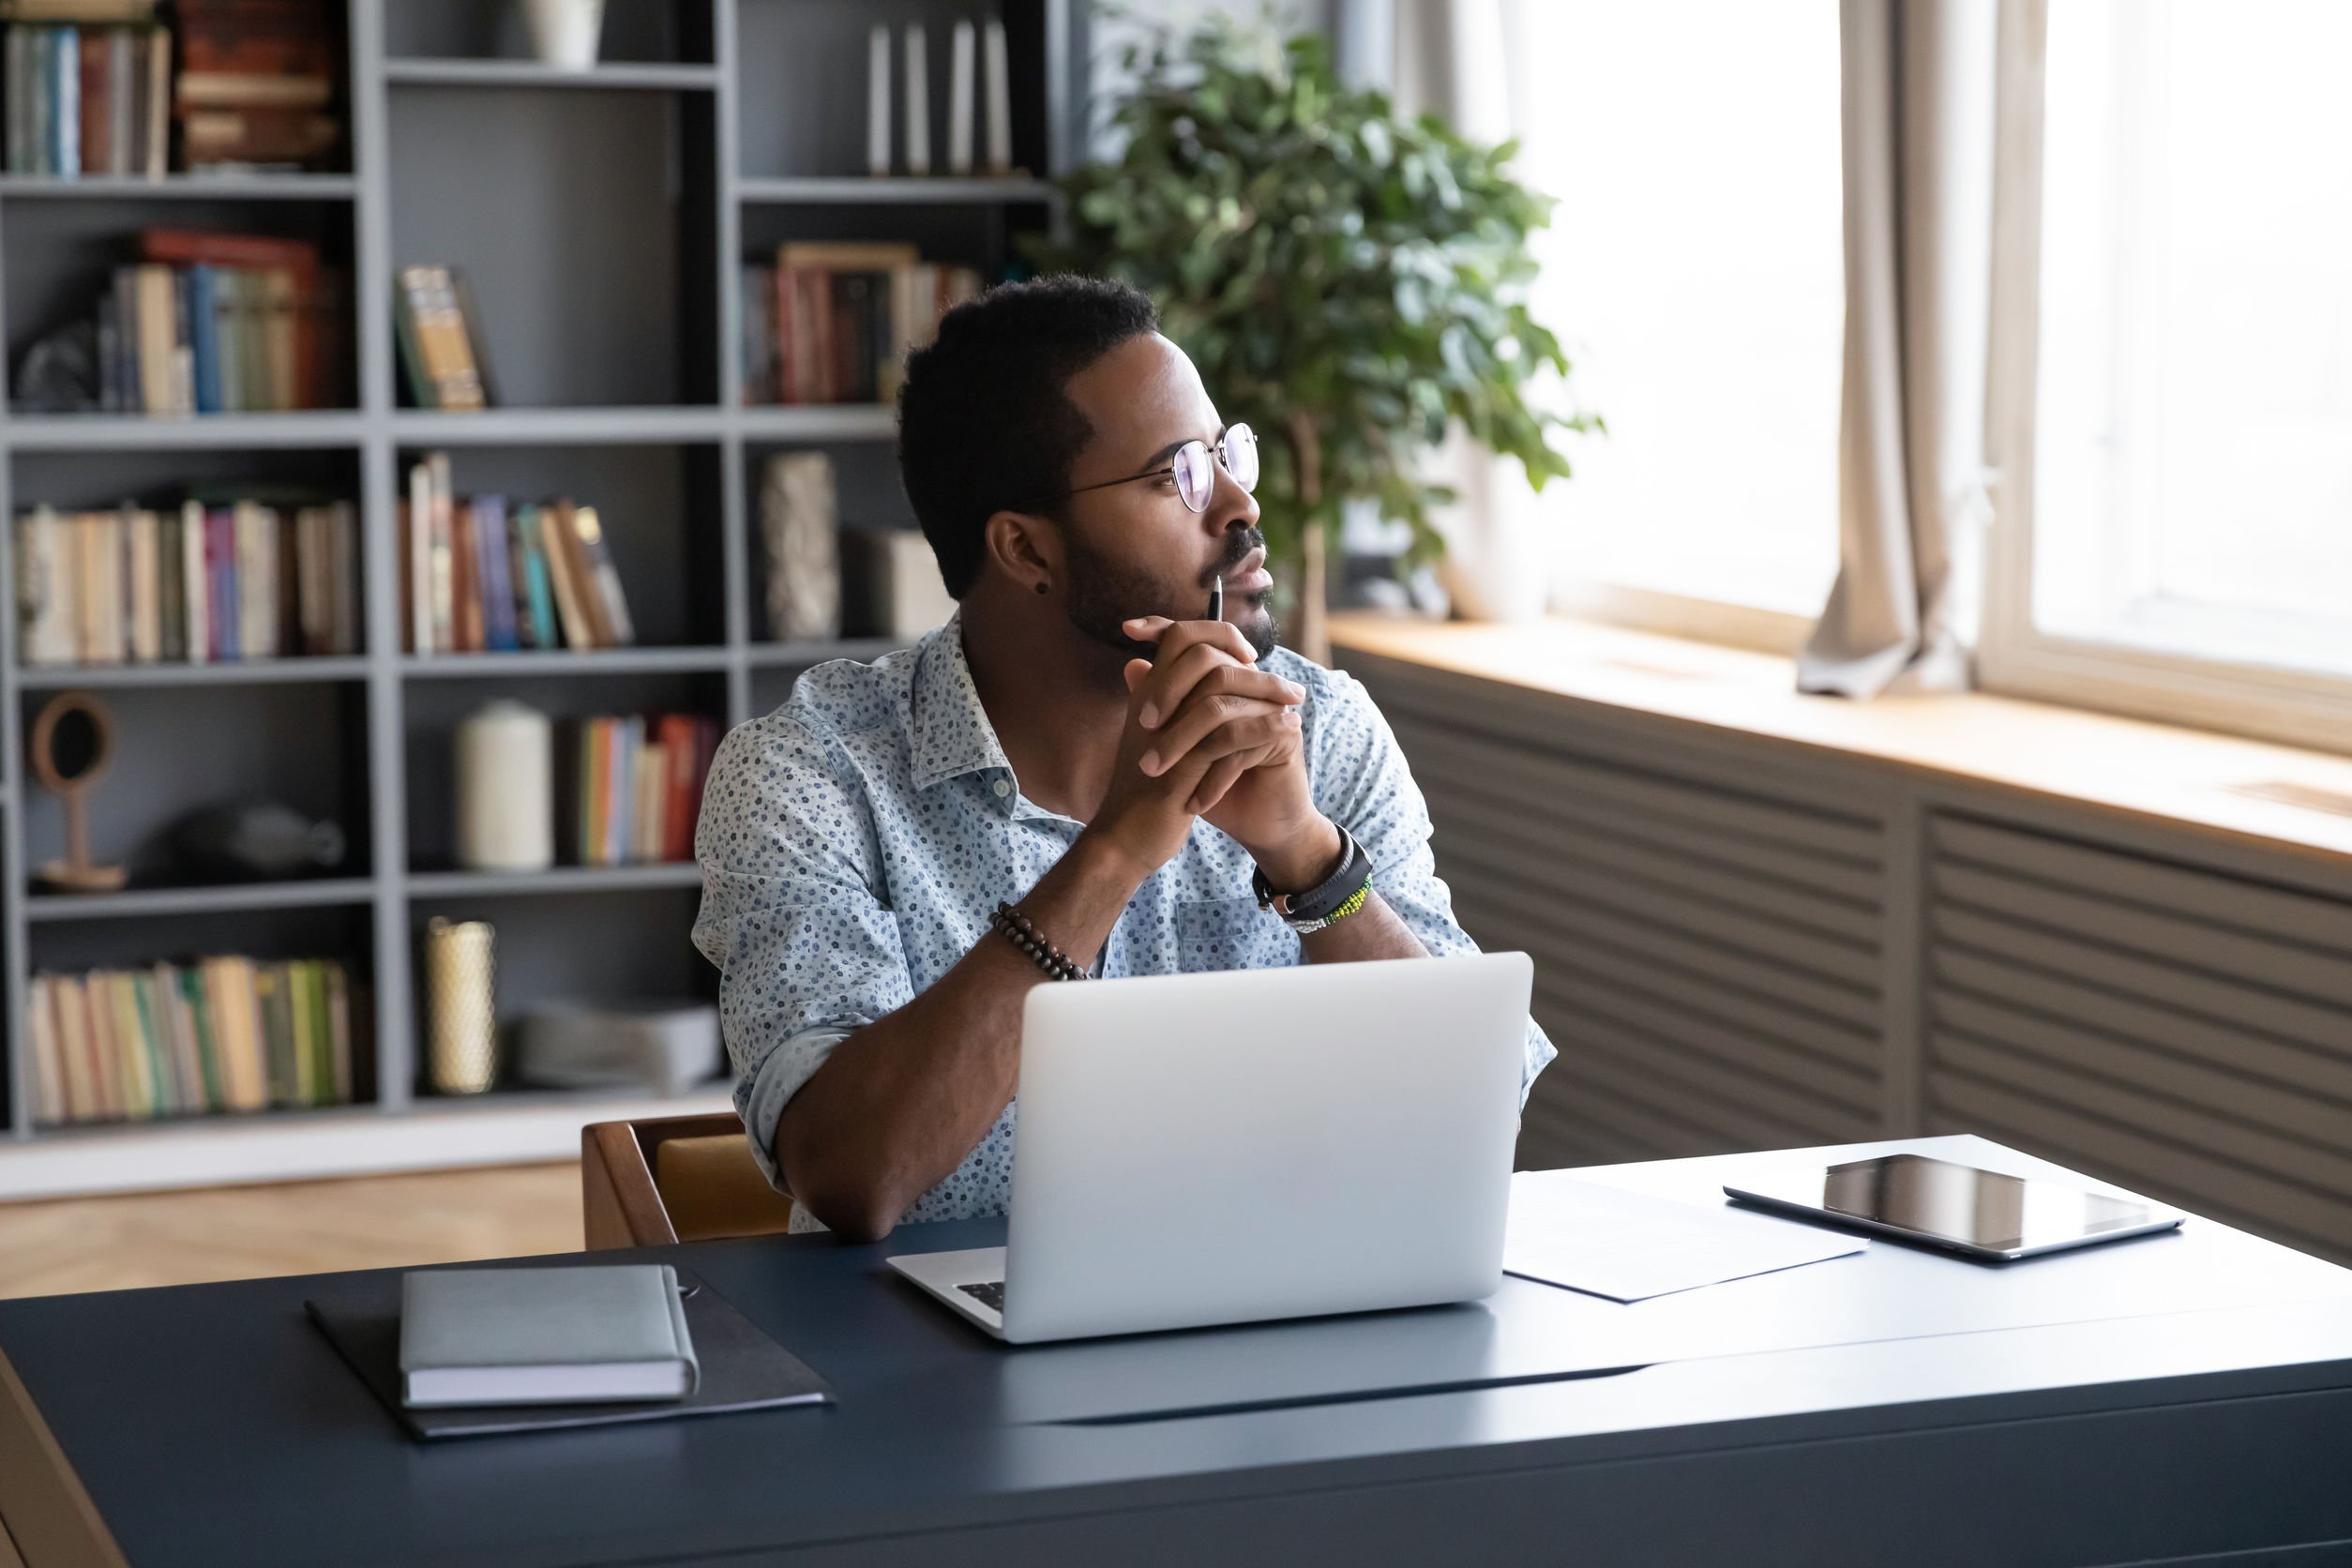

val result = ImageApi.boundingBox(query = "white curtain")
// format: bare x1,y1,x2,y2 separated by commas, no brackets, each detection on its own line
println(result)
1797,0,1998,696
1387,0,1553,623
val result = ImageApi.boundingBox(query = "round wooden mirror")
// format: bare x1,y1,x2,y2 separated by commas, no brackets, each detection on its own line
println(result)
30,689,126,893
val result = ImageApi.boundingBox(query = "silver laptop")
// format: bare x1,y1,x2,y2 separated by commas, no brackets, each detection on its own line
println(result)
886,951,1532,1344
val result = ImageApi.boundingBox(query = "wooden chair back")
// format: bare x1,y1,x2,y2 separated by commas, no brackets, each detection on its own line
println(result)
580,1111,795,1249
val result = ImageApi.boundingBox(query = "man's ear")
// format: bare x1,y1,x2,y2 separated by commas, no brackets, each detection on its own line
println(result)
982,507,1061,597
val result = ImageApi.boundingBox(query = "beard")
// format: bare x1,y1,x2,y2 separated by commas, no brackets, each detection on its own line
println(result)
1062,527,1279,661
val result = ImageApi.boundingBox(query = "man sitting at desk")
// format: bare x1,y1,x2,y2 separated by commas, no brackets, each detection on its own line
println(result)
692,276,1553,1240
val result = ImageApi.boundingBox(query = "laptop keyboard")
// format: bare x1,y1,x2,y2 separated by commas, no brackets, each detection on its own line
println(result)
958,1281,1006,1315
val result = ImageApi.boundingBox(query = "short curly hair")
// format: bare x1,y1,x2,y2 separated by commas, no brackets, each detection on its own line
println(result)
897,274,1160,598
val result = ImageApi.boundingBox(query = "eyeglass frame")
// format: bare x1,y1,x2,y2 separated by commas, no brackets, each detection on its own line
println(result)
1009,423,1259,516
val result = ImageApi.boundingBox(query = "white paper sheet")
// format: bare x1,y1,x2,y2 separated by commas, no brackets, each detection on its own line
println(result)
1504,1171,1868,1303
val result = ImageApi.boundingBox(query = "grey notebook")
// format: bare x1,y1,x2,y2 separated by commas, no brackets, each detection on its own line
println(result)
401,1263,699,1406
306,1263,833,1440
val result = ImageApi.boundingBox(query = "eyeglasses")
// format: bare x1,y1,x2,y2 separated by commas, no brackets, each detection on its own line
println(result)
1020,424,1259,515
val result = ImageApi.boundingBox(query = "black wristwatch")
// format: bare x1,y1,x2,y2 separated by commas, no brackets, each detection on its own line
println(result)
1252,823,1374,934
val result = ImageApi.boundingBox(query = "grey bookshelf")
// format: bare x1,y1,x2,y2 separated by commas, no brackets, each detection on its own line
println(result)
0,0,1075,1179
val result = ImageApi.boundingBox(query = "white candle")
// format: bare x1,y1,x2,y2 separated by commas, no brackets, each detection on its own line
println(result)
455,699,554,871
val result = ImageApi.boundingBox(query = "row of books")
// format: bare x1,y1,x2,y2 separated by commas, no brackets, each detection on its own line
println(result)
743,243,982,407
2,19,170,177
574,713,718,867
96,228,341,414
27,956,358,1127
399,453,637,656
14,497,359,667
173,0,343,172
1,0,343,176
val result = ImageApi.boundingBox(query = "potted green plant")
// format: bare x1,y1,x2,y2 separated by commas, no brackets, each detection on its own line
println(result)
1028,12,1591,659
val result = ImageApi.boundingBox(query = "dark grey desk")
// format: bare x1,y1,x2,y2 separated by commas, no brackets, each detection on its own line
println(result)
7,1135,2352,1568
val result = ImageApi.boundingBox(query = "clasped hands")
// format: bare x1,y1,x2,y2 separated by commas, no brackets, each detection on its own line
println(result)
1086,615,1341,890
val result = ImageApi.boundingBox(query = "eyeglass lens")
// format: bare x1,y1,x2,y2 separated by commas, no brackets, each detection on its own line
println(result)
1173,424,1260,512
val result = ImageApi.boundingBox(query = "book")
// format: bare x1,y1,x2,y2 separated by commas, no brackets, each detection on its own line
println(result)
325,959,352,1106
174,0,340,170
84,965,122,1118
426,450,454,651
473,493,517,652
179,498,206,663
394,264,488,412
177,964,222,1112
27,974,63,1124
398,1263,704,1407
0,2,157,21
540,500,596,649
306,1263,831,1440
125,505,158,661
449,498,480,653
570,505,634,647
153,959,201,1114
514,502,557,650
53,973,96,1121
758,246,975,408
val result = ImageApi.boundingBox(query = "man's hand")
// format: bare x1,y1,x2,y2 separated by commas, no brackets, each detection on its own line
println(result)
1080,614,1302,878
1117,615,1343,895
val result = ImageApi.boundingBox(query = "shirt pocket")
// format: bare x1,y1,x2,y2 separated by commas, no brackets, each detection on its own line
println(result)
1172,895,1297,972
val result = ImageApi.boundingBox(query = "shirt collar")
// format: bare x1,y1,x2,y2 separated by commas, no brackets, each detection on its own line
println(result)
909,612,1018,792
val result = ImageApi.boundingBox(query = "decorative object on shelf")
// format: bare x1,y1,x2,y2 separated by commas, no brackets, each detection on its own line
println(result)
514,1001,720,1096
26,954,356,1127
1029,13,1591,662
865,23,889,177
423,916,498,1095
393,264,493,412
521,0,603,70
16,496,359,668
760,452,839,641
29,687,127,893
171,797,344,881
947,21,974,175
901,23,929,176
12,318,102,414
840,526,957,641
455,700,554,872
983,19,1012,175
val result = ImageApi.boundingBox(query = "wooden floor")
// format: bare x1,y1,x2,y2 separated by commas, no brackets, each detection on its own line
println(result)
0,1161,583,1299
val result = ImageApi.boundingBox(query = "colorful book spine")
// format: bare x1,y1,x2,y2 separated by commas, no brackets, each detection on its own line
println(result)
26,955,361,1126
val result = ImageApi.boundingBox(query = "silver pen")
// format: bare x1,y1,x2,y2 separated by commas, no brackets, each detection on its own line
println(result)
1207,574,1223,623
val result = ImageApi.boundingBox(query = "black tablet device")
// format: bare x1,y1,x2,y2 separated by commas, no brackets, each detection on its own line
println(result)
1724,1153,2185,1262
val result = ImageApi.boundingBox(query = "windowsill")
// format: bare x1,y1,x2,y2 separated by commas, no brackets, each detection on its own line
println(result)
1328,611,2352,868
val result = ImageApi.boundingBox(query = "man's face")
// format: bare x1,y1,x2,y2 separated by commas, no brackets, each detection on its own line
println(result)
1051,333,1274,659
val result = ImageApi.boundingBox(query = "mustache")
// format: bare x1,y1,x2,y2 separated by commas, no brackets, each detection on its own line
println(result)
1206,528,1267,585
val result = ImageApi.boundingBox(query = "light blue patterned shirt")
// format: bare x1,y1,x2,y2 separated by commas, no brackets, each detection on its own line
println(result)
691,614,1555,1230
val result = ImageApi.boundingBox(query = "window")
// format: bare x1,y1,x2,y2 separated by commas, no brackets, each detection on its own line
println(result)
1515,0,1844,642
1984,0,2352,742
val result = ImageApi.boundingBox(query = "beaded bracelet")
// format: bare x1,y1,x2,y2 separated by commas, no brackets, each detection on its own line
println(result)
990,900,1093,981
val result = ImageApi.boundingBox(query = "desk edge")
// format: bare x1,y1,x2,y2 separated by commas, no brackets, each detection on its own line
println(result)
0,1346,127,1568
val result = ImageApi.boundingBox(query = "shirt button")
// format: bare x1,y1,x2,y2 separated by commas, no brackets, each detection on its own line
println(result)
993,779,1010,798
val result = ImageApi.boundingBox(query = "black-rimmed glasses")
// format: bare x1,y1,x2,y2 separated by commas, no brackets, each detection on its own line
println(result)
1019,423,1259,515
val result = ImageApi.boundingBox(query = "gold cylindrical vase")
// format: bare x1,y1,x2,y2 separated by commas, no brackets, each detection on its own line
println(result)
423,917,498,1095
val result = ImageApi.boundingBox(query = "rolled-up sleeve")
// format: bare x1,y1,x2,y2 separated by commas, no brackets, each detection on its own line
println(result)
691,718,915,1193
1306,666,1558,1107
